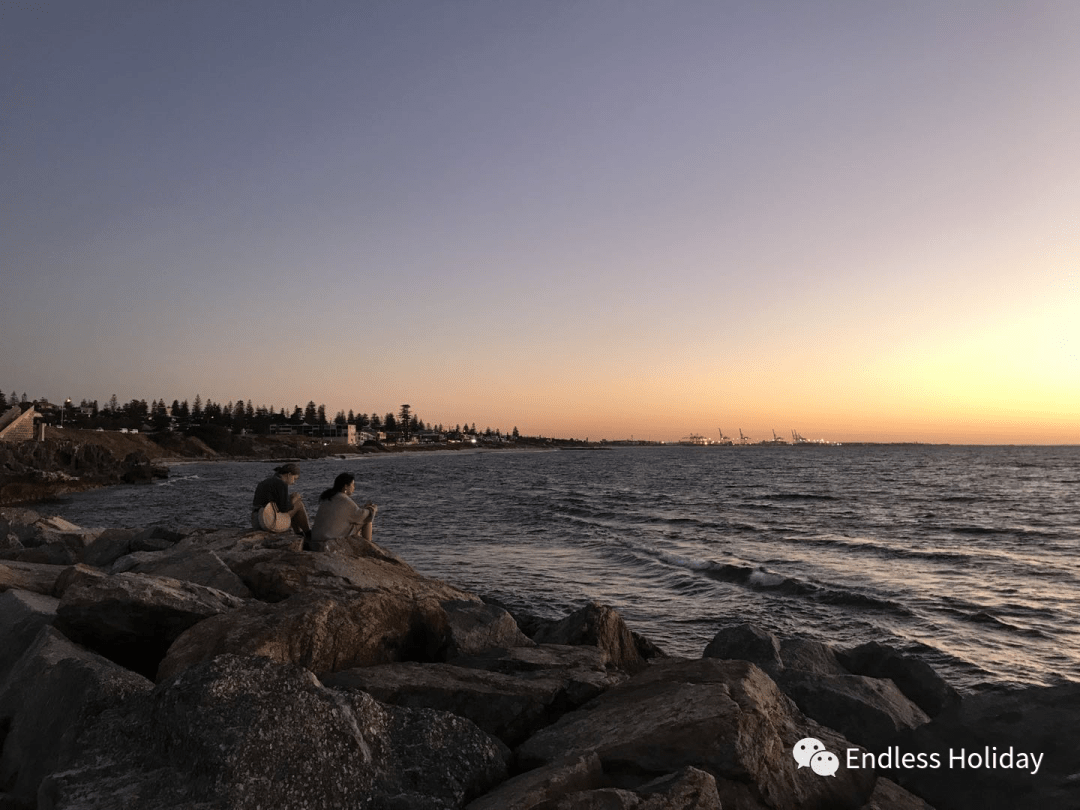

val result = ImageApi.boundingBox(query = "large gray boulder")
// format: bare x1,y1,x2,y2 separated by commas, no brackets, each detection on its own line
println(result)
112,548,252,597
219,542,477,604
0,511,84,548
0,560,65,596
55,565,245,678
441,599,536,658
158,587,451,681
466,753,604,810
778,636,850,677
0,589,58,683
838,642,961,718
452,643,615,676
77,528,142,568
325,656,621,748
517,658,876,810
531,602,647,672
39,654,509,810
776,670,930,750
549,767,724,810
466,755,724,810
703,623,784,672
0,626,153,807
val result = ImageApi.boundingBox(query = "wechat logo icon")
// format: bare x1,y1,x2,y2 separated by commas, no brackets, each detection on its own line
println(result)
793,738,839,777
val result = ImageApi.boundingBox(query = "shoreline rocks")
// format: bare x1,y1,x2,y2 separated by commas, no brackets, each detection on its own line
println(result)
0,509,1073,809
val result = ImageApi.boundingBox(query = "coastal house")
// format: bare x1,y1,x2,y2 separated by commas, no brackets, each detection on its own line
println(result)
0,405,41,443
269,422,361,446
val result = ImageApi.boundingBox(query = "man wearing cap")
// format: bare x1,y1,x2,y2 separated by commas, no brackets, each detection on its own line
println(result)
251,463,311,538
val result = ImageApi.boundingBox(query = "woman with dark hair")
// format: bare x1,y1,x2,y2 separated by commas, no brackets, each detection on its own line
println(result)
307,471,377,551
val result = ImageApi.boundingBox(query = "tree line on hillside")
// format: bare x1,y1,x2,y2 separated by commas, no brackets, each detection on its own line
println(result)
0,390,520,442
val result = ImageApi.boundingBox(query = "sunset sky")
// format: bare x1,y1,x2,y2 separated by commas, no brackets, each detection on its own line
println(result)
3,2,1077,443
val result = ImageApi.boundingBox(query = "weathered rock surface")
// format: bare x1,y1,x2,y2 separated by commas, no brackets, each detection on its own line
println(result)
466,753,604,810
0,626,153,808
0,560,64,596
556,767,724,810
77,528,142,568
861,777,936,810
219,542,477,604
839,642,961,718
325,656,621,748
776,670,930,750
466,755,725,810
703,622,785,673
531,601,648,672
442,599,536,658
158,587,450,681
778,636,849,677
40,654,509,810
452,642,615,676
112,547,252,597
888,682,1080,810
55,565,245,677
0,589,58,682
0,441,166,506
517,657,876,810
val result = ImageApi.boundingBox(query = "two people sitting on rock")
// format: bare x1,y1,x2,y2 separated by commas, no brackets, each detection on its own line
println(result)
251,463,311,539
306,471,377,552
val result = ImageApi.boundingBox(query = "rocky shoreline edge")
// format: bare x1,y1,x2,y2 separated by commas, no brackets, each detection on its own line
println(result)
1,508,1075,810
0,432,547,507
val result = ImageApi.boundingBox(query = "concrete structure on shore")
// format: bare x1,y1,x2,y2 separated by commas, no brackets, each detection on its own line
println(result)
0,406,40,443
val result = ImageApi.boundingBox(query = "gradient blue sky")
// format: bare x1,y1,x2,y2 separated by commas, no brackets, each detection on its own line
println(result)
3,1,1077,442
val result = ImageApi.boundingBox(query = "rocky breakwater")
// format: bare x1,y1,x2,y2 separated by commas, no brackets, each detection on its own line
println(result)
0,509,1075,810
0,440,168,506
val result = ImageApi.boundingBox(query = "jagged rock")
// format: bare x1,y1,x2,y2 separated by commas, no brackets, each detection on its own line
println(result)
112,548,251,597
0,626,153,807
631,630,668,661
118,452,168,484
453,643,614,676
325,656,622,748
0,509,45,545
466,753,604,810
6,540,80,566
219,540,477,604
78,528,142,568
40,654,509,810
860,777,935,810
517,658,876,810
531,602,647,672
838,642,961,718
55,566,245,678
0,589,58,682
775,670,929,750
0,534,21,553
703,622,784,673
549,767,724,810
888,682,1080,810
78,526,175,568
779,636,849,677
158,588,450,681
442,599,536,658
0,560,64,596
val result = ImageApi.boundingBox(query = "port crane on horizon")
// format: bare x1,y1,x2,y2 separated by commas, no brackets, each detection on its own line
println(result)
717,428,733,445
738,429,751,445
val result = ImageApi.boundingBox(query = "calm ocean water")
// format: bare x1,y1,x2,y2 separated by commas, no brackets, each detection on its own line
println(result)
45,445,1080,693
